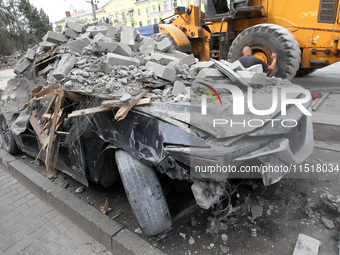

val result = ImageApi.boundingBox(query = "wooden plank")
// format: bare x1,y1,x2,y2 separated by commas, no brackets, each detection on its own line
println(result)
45,91,63,171
101,97,151,108
68,97,151,118
114,89,151,121
292,234,320,255
35,54,62,67
68,106,112,118
29,115,49,148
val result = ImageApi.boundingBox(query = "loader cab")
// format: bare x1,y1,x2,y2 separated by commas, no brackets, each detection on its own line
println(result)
203,0,263,20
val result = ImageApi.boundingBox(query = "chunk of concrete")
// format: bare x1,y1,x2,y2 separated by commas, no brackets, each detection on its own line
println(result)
93,42,119,53
196,68,224,79
26,49,35,61
64,28,79,39
151,53,178,65
121,26,137,49
14,59,31,75
139,37,156,55
169,50,196,66
87,26,108,37
236,70,266,85
92,33,110,44
292,234,320,255
156,38,172,52
230,60,246,71
145,61,176,81
45,31,67,44
191,61,215,72
246,64,263,73
112,43,132,57
172,81,186,96
95,22,118,38
39,41,57,50
106,53,140,67
79,32,91,39
66,19,85,33
68,37,91,53
53,53,77,80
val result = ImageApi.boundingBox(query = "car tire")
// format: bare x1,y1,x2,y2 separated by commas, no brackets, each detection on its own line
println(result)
0,115,20,155
228,24,301,80
115,149,172,236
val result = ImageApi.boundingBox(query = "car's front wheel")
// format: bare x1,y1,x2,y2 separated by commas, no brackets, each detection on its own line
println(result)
115,149,172,236
0,115,20,154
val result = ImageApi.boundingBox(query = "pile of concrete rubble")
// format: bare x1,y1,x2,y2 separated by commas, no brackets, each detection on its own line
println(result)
13,17,280,106
13,18,201,103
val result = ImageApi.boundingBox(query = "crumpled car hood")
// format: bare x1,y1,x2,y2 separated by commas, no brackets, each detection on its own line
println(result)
136,84,307,138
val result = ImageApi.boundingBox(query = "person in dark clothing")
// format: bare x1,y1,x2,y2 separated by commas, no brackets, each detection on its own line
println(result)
238,46,277,73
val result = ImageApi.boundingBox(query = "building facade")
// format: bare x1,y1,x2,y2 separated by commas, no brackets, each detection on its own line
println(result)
55,0,194,31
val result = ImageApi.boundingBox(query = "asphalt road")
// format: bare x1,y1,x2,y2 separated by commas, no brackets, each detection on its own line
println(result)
292,62,340,89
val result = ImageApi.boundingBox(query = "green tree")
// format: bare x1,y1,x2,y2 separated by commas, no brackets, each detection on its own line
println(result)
0,0,52,55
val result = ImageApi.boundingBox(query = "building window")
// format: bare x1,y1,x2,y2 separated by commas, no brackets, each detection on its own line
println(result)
129,11,134,20
154,18,157,24
147,20,151,25
137,9,141,16
146,7,150,15
115,13,119,21
152,5,157,13
171,0,177,8
139,21,143,27
158,4,161,11
122,12,127,22
108,14,113,23
163,1,168,11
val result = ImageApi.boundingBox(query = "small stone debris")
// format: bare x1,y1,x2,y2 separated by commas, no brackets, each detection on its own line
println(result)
75,186,85,194
321,216,335,229
251,205,263,219
179,232,186,239
221,234,228,242
188,236,195,245
190,216,197,227
135,228,142,234
221,246,229,254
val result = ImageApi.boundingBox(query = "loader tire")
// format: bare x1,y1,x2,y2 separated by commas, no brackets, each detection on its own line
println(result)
151,33,177,50
228,24,301,80
295,68,316,77
0,115,20,155
115,149,172,236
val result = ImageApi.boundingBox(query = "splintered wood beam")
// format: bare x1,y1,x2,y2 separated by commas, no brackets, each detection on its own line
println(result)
67,97,151,118
67,106,112,118
45,91,63,171
29,115,49,148
114,89,151,121
35,54,62,67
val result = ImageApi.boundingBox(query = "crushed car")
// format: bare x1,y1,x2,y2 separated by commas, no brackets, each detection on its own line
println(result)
0,19,313,236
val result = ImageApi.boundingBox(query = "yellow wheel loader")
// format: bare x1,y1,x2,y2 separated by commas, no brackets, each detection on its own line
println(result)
157,0,340,80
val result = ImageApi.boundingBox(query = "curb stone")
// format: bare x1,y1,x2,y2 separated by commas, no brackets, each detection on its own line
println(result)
0,148,165,255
